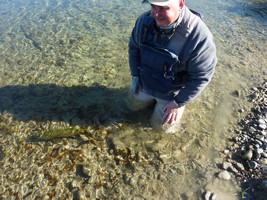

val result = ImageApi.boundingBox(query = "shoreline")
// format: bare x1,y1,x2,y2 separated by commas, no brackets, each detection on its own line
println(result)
204,80,267,200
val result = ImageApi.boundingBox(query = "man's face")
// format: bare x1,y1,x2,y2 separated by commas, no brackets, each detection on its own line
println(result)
151,0,182,27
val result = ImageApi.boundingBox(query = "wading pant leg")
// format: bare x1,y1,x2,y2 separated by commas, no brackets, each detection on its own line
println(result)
125,90,155,111
150,98,185,134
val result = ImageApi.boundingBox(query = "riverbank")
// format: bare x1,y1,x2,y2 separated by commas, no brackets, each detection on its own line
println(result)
226,80,266,199
204,80,267,200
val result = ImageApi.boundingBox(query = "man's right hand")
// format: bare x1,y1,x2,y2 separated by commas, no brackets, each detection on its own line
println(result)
131,76,141,94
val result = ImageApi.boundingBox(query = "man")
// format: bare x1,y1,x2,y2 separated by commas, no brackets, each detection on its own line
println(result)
126,0,217,133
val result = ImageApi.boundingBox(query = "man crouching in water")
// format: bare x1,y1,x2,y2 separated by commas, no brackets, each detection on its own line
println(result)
126,0,217,133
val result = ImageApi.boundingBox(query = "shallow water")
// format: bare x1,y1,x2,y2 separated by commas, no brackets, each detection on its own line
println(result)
0,0,266,199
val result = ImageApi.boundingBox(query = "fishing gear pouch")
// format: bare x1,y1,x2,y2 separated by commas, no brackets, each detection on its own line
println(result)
139,44,188,94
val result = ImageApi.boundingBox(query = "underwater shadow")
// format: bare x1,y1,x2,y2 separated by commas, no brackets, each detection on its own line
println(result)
0,83,150,126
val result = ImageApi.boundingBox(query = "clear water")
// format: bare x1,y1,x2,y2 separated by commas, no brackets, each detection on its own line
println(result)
0,0,266,199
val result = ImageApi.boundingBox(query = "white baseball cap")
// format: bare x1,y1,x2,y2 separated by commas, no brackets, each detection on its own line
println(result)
143,0,175,6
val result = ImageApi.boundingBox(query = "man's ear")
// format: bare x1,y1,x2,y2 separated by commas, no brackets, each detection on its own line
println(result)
179,0,185,8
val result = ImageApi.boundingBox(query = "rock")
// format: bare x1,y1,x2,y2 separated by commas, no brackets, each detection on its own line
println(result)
254,140,263,146
249,126,256,133
261,130,267,136
203,190,216,200
260,158,267,165
183,191,194,199
258,118,266,125
222,161,232,170
247,160,258,169
238,108,245,113
256,135,265,142
71,180,80,189
77,189,86,199
262,152,267,158
259,123,267,130
218,170,231,180
261,180,267,189
252,87,258,91
256,148,264,154
243,149,253,160
223,149,230,154
254,152,261,161
228,165,239,174
234,162,245,171
262,167,267,175
0,145,5,161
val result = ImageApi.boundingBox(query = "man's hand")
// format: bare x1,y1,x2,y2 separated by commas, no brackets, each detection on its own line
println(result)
163,101,179,125
131,76,141,94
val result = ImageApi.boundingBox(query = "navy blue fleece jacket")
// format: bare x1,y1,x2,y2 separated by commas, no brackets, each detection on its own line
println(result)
128,6,217,107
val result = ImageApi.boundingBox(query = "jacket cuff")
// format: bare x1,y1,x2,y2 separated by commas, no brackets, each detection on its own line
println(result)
173,100,186,108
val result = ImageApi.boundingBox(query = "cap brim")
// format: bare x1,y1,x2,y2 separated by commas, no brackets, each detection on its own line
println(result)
142,0,171,6
146,0,171,6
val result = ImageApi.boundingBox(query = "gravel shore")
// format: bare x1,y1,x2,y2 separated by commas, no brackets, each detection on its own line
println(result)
207,80,267,200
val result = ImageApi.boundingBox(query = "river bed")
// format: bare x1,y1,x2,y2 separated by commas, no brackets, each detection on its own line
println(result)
0,0,266,199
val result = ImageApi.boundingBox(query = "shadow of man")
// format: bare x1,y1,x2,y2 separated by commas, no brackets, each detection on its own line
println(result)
0,83,153,127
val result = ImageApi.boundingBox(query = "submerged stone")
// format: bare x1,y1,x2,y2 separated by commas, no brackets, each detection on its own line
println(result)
218,170,231,180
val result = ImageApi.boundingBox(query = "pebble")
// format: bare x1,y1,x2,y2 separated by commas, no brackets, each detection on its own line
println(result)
259,123,267,130
243,149,253,160
260,158,267,165
256,135,265,142
218,170,231,180
256,148,264,154
252,87,258,91
248,160,258,169
0,146,5,161
262,167,267,175
249,126,256,133
234,162,245,171
223,149,230,154
258,118,266,126
258,118,265,123
203,191,216,200
261,180,267,189
77,189,86,199
229,165,239,174
254,152,261,161
79,134,89,142
238,108,245,113
222,161,232,170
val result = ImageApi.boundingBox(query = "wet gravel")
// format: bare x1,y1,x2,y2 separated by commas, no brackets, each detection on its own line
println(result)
213,80,267,200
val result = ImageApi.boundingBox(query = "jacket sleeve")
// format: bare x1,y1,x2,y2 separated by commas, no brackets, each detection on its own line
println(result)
174,21,217,107
128,15,144,76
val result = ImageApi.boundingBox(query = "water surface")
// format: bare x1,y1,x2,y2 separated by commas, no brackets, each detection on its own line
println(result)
0,0,266,199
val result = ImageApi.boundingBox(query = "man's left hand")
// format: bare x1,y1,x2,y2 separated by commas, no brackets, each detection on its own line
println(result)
163,101,179,125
